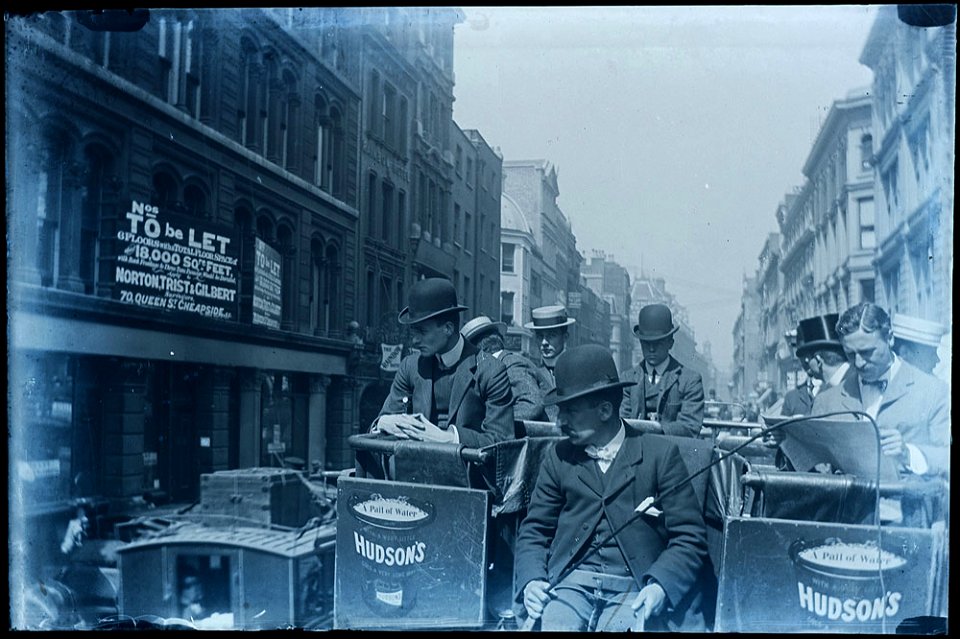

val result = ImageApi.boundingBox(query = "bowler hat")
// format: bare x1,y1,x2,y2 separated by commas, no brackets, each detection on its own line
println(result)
544,344,636,405
891,313,945,348
795,313,842,357
633,304,679,341
461,315,507,343
524,305,576,331
398,278,468,325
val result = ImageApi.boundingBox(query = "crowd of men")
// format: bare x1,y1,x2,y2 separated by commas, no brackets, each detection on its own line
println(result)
367,277,950,631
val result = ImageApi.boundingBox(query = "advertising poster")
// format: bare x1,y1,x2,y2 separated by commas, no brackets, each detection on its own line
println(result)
334,477,489,629
253,238,282,329
715,518,944,633
113,200,238,321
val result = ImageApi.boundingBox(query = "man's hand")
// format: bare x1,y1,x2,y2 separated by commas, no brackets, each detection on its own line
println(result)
760,421,786,448
372,414,417,439
523,580,553,620
396,414,456,443
879,426,906,463
631,580,666,622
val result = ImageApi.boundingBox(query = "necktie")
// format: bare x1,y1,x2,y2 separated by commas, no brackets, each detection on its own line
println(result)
650,370,658,386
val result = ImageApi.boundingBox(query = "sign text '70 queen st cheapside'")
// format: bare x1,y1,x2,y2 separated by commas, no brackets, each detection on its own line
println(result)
113,200,239,321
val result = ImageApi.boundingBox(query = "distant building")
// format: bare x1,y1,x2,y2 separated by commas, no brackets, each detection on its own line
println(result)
756,233,786,393
582,252,633,374
732,276,762,401
499,192,544,358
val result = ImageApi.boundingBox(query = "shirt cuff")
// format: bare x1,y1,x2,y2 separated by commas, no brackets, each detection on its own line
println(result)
904,443,929,475
449,425,460,444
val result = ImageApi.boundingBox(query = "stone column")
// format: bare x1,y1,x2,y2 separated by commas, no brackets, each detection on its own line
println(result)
307,374,331,473
196,367,233,474
237,367,261,468
101,360,146,497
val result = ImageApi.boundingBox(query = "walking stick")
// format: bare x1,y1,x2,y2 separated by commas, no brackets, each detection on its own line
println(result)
517,411,875,631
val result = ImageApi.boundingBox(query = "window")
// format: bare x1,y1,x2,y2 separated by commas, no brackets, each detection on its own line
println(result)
367,173,379,238
314,94,329,189
367,70,381,137
858,198,875,249
398,97,408,155
500,291,514,325
382,182,394,244
80,144,113,294
501,243,515,273
859,134,872,170
382,84,396,149
328,107,344,198
464,211,472,252
397,191,406,248
466,157,474,186
281,70,299,170
310,238,325,334
239,40,258,147
455,146,463,175
452,204,461,246
366,270,376,326
277,224,296,329
860,279,875,304
881,162,898,220
183,184,206,218
153,171,178,211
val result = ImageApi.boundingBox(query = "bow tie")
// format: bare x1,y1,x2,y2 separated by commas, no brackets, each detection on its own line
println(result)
585,445,616,463
863,379,888,393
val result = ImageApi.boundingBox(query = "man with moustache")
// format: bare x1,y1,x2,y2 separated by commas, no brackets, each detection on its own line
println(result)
515,344,709,631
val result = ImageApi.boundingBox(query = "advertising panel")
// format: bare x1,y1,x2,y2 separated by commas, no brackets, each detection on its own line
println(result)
253,238,282,329
334,477,489,629
113,200,238,320
715,517,944,633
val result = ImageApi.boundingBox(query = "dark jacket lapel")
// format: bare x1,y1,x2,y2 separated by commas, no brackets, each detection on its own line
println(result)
656,357,682,411
413,355,435,415
602,425,644,499
575,448,604,497
447,341,479,420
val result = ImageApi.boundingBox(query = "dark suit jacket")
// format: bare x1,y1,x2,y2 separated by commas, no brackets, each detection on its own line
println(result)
495,351,548,422
376,340,515,448
781,385,815,416
532,363,559,422
811,359,950,476
620,356,704,437
515,425,709,631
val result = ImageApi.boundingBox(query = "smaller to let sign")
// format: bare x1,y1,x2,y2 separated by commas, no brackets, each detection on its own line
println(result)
334,477,489,630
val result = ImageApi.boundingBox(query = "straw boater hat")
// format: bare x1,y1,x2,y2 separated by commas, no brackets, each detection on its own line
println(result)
794,313,842,358
633,304,679,341
461,315,507,343
891,313,946,348
544,344,636,405
397,278,468,324
523,305,576,331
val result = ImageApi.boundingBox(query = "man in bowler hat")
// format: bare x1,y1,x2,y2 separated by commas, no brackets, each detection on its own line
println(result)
371,277,515,448
524,305,576,421
462,315,547,422
515,344,709,631
620,304,704,437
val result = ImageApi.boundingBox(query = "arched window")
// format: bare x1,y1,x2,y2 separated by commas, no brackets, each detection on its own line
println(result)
238,39,259,147
152,170,179,211
310,236,326,334
36,127,75,287
281,69,299,171
277,223,296,329
80,144,114,294
367,70,381,137
262,51,278,156
313,93,329,189
860,134,873,170
329,106,344,198
183,183,207,218
325,242,341,335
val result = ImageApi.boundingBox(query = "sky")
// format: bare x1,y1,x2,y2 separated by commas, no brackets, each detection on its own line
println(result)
451,5,878,371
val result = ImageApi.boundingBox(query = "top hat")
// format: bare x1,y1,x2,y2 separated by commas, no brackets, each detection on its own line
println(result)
544,344,636,405
398,278,468,325
892,313,945,348
795,313,842,357
633,304,679,341
461,315,507,343
524,305,576,331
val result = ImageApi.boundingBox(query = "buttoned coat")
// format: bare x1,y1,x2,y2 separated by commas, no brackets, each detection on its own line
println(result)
494,351,548,422
811,359,950,476
620,356,704,437
514,426,709,631
376,340,515,448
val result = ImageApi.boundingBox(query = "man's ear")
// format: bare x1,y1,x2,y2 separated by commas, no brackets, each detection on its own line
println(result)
597,400,615,421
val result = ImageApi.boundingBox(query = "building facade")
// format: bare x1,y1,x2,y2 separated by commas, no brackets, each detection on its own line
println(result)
860,5,954,376
755,233,786,393
731,276,762,402
499,192,542,357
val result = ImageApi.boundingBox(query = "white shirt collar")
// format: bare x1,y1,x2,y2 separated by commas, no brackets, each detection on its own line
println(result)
437,335,465,369
585,422,626,472
645,358,670,378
